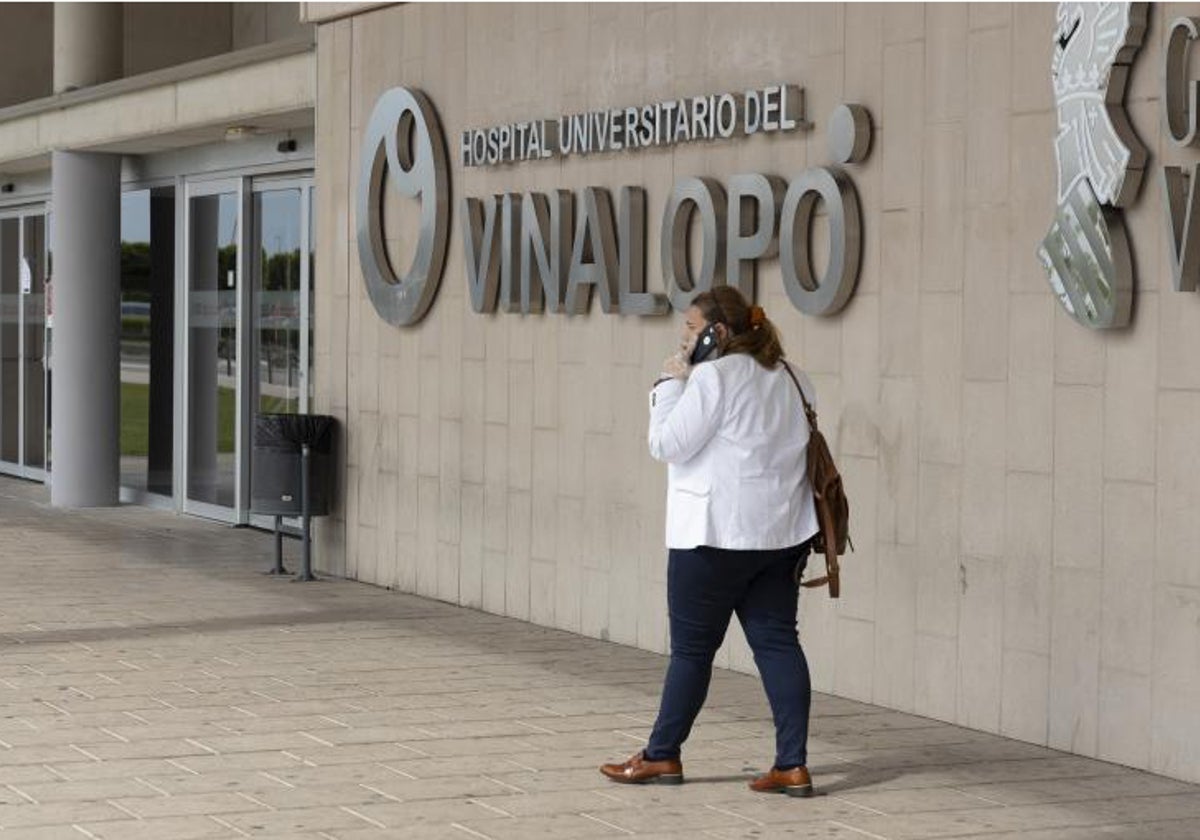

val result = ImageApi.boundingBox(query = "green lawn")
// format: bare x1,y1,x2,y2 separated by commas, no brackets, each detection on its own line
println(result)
121,382,296,456
121,382,234,456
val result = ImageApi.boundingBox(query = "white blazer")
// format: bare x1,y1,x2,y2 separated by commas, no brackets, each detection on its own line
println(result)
648,353,818,551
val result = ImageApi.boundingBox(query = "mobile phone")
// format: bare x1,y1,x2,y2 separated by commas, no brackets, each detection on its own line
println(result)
689,324,720,365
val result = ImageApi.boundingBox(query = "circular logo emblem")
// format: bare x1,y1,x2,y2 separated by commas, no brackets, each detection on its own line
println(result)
356,87,450,327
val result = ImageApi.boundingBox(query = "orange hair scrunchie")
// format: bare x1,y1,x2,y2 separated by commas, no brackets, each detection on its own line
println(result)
749,305,766,329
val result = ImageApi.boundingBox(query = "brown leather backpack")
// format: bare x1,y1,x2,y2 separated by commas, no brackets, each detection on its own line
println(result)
782,363,852,598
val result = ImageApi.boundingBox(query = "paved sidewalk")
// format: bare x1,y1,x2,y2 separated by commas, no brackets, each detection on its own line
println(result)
1,477,1199,840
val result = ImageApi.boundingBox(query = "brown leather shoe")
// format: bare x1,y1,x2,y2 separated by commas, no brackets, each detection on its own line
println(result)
599,751,684,785
749,765,814,797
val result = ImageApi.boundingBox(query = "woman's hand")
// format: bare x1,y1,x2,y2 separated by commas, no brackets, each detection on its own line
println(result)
662,334,696,380
662,350,691,380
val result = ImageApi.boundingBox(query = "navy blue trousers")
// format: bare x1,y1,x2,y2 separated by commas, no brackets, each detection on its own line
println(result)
644,543,812,770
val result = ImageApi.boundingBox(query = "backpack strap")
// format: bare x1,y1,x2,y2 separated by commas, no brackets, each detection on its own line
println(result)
800,504,841,597
781,361,840,598
780,361,819,434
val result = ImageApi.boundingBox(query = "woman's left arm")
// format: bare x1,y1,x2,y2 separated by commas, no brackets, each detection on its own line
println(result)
647,363,724,463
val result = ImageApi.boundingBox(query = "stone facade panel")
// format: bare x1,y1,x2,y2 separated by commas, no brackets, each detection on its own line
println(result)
314,3,1200,785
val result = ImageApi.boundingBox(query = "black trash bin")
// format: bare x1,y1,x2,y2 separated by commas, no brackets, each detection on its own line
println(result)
251,413,337,580
252,414,336,516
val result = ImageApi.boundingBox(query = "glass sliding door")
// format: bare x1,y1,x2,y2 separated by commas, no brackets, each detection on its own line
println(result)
21,215,46,471
182,176,312,524
0,218,18,468
0,209,48,481
306,188,314,410
184,182,243,515
247,180,313,530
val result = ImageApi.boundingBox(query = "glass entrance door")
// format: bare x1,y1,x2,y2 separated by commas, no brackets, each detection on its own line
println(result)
182,177,313,523
0,209,48,482
247,181,313,530
184,181,244,518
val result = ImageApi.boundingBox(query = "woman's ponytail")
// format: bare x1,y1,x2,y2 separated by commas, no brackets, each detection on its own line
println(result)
690,286,785,369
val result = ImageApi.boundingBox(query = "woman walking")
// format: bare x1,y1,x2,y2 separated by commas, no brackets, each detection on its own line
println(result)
600,285,819,797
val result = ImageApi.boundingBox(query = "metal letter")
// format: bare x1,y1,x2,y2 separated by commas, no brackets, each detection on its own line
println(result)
726,173,786,301
594,112,610,152
499,194,522,312
1038,2,1147,329
558,117,572,155
1165,17,1200,147
497,125,511,161
716,94,738,139
828,104,873,164
577,113,591,154
624,107,639,150
565,187,620,314
520,190,572,313
673,101,690,142
462,195,501,313
780,84,804,130
692,96,709,140
762,85,780,131
520,122,534,159
779,167,861,316
660,176,728,313
640,105,656,146
618,186,668,316
460,130,473,167
661,101,677,143
744,90,761,134
472,130,486,165
1162,164,1200,292
486,127,499,164
356,86,450,327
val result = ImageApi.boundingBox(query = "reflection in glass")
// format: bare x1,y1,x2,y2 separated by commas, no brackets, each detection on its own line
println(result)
0,214,48,473
187,192,238,507
308,189,314,407
253,189,303,416
120,189,175,494
0,219,18,465
45,211,52,473
22,216,45,469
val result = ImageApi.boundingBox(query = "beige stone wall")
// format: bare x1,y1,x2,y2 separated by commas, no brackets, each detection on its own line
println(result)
232,2,312,50
0,4,312,112
0,3,52,108
124,4,233,76
300,3,392,25
314,3,1200,783
124,4,312,78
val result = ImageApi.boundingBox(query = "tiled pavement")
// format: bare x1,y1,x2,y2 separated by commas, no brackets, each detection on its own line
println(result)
1,477,1199,840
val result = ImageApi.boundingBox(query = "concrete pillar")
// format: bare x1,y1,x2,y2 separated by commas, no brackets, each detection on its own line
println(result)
53,2,123,93
50,151,121,508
